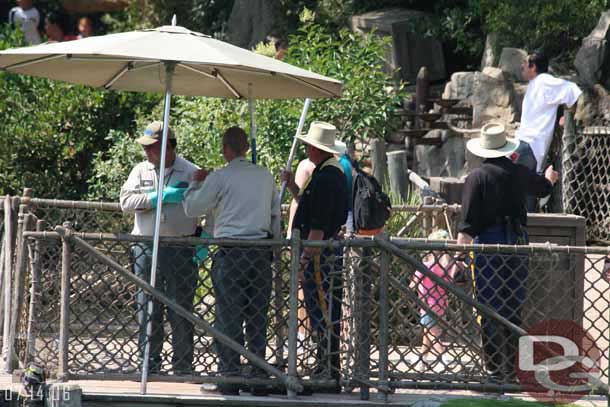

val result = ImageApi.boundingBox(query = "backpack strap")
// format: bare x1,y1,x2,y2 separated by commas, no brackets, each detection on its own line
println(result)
297,157,344,199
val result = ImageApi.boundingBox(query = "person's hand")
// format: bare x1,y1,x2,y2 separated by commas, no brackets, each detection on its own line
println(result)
193,169,210,182
162,185,186,204
280,169,294,185
544,165,560,185
192,230,211,266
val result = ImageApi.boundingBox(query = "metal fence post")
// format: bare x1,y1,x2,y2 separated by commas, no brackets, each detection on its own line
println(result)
287,229,301,399
2,195,15,368
7,194,32,372
58,222,73,381
355,247,372,400
24,220,43,366
273,247,286,369
561,110,576,214
377,234,391,401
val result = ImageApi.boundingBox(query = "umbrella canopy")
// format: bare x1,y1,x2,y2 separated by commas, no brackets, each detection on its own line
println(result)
0,25,342,99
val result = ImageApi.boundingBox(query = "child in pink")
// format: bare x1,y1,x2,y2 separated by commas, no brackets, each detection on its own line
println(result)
410,229,454,372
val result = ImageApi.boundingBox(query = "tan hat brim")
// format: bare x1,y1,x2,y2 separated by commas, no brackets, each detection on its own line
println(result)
297,134,342,154
136,135,160,145
466,137,520,158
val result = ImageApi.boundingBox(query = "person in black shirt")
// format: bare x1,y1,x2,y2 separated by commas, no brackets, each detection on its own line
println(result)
454,122,559,382
282,121,348,390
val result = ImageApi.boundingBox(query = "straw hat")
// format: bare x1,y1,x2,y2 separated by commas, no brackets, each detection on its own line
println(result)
297,121,344,154
466,122,519,158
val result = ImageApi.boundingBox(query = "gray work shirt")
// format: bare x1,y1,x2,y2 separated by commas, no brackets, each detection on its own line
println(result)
183,157,280,239
120,156,199,236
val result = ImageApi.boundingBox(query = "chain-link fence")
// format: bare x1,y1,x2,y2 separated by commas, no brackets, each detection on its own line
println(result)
562,123,610,244
11,225,610,399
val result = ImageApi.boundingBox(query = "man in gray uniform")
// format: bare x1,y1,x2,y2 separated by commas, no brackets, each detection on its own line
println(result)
184,126,280,396
120,121,199,375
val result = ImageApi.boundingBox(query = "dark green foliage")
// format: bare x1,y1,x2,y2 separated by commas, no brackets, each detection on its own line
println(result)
481,0,608,57
105,0,235,35
0,25,160,199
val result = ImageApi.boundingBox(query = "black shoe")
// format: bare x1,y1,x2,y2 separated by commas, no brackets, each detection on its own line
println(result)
298,385,313,396
250,385,269,397
217,385,240,396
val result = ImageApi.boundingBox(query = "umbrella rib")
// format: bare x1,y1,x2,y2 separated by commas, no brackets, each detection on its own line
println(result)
214,69,241,98
278,73,338,97
104,62,134,89
103,61,160,89
177,64,215,79
3,54,64,70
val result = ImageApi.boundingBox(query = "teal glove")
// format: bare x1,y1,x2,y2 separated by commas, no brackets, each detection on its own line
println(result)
193,231,211,266
162,185,186,204
147,186,186,208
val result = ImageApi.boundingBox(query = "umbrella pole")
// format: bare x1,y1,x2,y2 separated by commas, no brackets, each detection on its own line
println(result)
249,84,257,163
140,61,176,395
278,98,311,203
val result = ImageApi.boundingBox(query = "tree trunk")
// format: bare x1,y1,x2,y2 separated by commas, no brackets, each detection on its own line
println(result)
226,0,277,48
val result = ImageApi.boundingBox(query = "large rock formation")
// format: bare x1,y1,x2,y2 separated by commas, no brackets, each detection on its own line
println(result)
480,33,499,69
575,10,610,87
351,8,446,83
226,0,277,49
498,48,527,80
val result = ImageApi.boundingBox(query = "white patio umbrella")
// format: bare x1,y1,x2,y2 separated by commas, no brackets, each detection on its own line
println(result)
0,18,341,393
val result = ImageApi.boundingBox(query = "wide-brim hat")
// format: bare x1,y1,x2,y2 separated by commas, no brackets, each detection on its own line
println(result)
466,122,519,158
137,120,175,145
297,121,344,155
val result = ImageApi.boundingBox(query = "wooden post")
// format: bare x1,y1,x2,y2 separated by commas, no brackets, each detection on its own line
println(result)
370,138,387,187
413,66,429,171
386,150,409,202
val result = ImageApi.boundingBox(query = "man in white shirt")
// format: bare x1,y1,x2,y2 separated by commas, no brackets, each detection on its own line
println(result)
514,51,582,210
120,121,199,375
184,126,280,396
9,0,41,45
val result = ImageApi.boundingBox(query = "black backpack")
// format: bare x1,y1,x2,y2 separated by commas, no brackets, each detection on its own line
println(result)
352,168,392,231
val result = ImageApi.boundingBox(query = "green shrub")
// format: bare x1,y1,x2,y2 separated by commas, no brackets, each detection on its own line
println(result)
481,0,608,57
0,24,160,199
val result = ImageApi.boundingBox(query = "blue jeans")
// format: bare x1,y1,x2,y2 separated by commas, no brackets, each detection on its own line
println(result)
474,224,528,378
513,141,538,212
303,247,343,377
133,243,198,373
211,246,272,375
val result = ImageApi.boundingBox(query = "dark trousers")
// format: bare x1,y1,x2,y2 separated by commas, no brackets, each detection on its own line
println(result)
513,141,539,212
211,247,272,375
302,247,343,378
133,243,198,373
474,224,528,379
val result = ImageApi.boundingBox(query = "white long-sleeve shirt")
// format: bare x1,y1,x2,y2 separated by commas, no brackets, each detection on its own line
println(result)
183,157,280,240
515,73,582,172
9,7,41,45
120,156,199,236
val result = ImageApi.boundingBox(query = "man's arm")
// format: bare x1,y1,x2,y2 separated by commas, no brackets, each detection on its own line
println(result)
183,171,219,218
119,166,152,213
